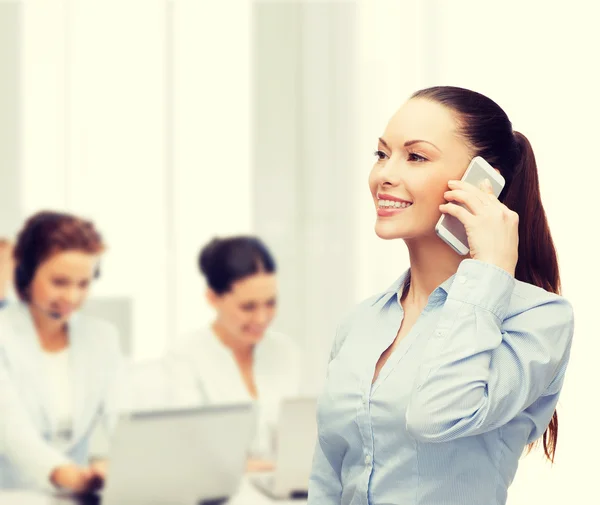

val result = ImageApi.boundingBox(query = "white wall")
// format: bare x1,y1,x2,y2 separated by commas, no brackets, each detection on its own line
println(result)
18,0,253,360
0,1,22,238
171,0,253,341
252,1,358,394
20,0,69,212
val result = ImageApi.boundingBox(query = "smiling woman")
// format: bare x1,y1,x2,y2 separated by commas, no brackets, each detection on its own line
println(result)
0,211,125,493
308,86,574,505
162,236,301,471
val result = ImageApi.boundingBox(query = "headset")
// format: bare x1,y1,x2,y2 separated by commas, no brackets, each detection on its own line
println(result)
14,212,101,319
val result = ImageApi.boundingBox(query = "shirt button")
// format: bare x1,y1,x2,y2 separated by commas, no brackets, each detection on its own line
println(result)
435,330,444,337
364,454,371,465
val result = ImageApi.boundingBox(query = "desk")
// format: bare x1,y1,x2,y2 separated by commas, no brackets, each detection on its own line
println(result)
0,478,307,505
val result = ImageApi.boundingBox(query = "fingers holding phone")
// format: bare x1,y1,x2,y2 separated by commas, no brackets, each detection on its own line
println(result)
440,177,519,275
435,156,515,272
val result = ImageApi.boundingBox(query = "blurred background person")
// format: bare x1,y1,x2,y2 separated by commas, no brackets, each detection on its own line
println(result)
164,236,301,472
0,211,125,493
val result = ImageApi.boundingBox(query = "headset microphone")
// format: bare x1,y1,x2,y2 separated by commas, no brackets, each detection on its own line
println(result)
32,302,63,320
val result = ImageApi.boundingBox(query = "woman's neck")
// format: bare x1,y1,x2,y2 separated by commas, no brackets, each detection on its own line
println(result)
28,305,68,352
212,320,254,359
402,235,464,309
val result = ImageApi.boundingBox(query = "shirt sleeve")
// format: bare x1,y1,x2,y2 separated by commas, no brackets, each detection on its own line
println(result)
0,344,71,490
405,259,574,443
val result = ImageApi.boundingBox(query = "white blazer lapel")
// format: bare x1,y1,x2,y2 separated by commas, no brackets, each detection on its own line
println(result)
12,304,54,433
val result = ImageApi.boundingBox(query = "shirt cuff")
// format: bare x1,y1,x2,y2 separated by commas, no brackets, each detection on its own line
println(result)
447,260,515,320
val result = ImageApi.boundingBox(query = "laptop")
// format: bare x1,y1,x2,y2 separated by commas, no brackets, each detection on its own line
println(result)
252,397,318,500
101,403,257,505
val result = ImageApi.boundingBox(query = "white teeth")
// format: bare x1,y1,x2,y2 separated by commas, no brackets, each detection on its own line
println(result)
378,199,412,208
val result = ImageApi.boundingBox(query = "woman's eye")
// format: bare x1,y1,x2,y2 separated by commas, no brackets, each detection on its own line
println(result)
408,153,427,162
373,150,388,161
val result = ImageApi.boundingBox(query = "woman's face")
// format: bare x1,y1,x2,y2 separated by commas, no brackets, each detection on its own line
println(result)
29,250,99,322
209,272,278,345
368,98,473,241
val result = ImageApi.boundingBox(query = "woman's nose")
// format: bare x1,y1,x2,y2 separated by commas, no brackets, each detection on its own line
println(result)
376,157,403,187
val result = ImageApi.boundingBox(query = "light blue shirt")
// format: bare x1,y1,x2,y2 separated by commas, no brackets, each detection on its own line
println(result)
308,259,574,505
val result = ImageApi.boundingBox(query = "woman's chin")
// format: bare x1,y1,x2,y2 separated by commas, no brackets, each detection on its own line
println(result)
374,221,407,240
242,331,265,344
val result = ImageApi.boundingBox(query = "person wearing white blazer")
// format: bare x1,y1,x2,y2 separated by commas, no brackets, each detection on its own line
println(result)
0,211,125,493
163,236,302,473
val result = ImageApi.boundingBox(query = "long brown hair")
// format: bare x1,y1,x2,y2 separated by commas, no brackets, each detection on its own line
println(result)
412,86,561,462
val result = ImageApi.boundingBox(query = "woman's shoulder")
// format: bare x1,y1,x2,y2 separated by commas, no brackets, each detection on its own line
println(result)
0,302,30,340
0,299,24,318
500,279,574,345
168,327,220,362
176,326,214,347
262,329,298,349
512,278,573,315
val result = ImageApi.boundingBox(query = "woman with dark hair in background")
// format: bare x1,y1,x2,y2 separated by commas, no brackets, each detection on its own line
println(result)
0,211,124,493
308,86,574,505
166,236,301,471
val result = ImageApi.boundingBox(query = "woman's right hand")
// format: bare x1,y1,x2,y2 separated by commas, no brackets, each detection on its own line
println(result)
50,463,104,494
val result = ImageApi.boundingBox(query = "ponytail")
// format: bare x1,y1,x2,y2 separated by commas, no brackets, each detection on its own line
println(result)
501,131,561,462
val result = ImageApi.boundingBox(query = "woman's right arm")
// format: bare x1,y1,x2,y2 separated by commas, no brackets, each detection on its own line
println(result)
0,339,97,492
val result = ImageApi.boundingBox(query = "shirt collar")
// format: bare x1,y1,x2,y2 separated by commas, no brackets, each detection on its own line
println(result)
438,273,456,294
372,269,458,307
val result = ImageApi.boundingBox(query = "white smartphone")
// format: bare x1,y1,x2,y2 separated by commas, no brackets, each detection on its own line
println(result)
435,156,505,255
